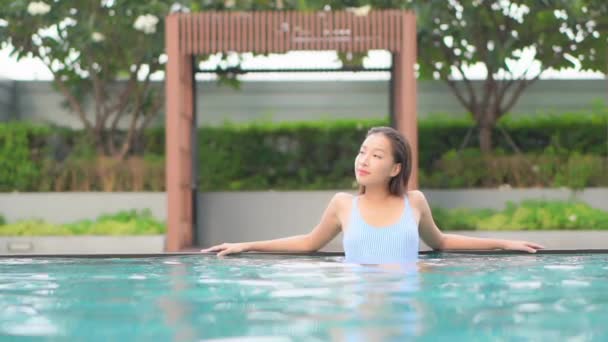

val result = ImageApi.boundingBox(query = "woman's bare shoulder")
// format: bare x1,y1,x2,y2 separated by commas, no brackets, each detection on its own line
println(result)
407,190,428,207
407,189,425,199
332,192,354,203
329,192,353,210
331,192,354,220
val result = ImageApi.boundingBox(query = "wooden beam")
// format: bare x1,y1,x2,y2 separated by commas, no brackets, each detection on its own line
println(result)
392,12,418,190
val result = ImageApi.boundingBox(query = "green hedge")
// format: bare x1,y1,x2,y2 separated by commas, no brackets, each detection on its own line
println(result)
421,149,608,189
1,112,607,191
0,123,48,190
0,209,165,236
146,113,608,174
434,200,608,231
150,113,608,190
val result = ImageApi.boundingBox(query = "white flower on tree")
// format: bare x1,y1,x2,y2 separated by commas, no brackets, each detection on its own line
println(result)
91,32,105,42
133,14,159,34
27,1,51,16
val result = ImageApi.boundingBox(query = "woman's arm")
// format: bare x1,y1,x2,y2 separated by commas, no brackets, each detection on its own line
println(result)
201,192,347,256
411,191,544,253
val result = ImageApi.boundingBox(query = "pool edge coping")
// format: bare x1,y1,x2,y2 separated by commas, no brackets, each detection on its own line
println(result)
2,249,608,258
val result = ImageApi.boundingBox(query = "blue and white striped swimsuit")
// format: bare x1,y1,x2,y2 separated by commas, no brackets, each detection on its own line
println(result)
343,195,419,264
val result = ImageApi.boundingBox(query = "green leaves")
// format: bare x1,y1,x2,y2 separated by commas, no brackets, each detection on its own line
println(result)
415,0,603,79
0,123,48,191
412,0,607,151
434,200,608,231
0,0,182,157
0,209,166,236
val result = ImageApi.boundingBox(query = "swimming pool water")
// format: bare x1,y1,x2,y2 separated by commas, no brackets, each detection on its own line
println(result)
1,253,607,341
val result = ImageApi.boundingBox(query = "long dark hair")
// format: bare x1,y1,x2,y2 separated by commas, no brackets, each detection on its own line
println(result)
358,126,412,196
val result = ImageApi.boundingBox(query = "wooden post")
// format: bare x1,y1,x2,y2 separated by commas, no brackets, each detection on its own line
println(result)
165,15,194,251
392,12,418,190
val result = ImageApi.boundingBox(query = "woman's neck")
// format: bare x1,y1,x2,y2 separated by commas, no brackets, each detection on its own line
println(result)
361,185,395,202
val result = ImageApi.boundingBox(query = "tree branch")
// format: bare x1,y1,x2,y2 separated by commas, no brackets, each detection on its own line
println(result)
499,50,565,117
107,62,143,116
439,43,478,116
445,79,474,112
499,74,540,117
35,28,96,139
141,96,162,130
496,78,516,109
106,67,145,154
88,67,104,131
53,76,93,133
118,100,141,160
117,65,156,159
480,70,497,123
452,59,478,110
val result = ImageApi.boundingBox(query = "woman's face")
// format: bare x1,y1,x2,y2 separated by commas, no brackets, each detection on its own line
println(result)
354,133,401,187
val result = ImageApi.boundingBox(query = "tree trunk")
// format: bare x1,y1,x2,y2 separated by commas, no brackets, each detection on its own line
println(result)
479,124,493,153
94,129,106,156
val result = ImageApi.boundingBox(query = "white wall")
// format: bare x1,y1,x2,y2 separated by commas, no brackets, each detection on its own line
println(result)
2,188,608,251
4,79,605,128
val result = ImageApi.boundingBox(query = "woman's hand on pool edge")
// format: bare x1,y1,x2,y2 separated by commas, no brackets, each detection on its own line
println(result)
201,242,251,257
502,240,545,253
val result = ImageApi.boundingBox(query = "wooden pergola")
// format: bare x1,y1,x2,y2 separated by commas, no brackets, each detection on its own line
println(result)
165,10,418,252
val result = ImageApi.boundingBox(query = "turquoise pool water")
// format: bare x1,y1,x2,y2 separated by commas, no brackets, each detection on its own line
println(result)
1,253,607,341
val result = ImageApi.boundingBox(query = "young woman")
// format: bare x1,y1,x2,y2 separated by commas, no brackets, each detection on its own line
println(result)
202,126,544,264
